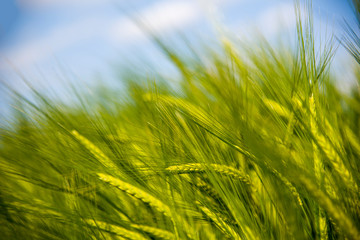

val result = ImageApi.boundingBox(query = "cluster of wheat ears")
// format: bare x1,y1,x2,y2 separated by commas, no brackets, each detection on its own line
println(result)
1,1,360,239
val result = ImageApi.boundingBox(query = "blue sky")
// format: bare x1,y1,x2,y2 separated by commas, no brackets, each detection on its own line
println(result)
0,0,357,118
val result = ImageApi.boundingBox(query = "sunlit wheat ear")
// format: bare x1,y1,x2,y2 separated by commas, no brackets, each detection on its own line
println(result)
130,224,175,240
11,201,63,219
306,96,356,192
263,98,291,118
309,95,323,183
270,166,303,206
197,202,242,240
85,219,147,240
166,163,251,185
260,160,303,206
345,126,360,155
97,173,172,217
192,178,223,202
71,130,122,175
309,95,328,239
184,177,239,225
313,130,356,190
299,176,360,240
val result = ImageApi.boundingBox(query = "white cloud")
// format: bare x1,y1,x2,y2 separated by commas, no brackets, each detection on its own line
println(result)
109,1,202,42
16,0,110,8
256,3,296,37
231,2,297,41
1,17,103,70
2,0,202,70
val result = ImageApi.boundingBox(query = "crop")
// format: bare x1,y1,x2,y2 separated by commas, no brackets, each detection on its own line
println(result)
1,1,360,239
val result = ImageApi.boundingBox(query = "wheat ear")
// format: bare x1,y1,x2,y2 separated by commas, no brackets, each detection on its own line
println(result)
307,98,356,190
131,224,175,240
85,219,147,240
198,202,242,240
299,176,360,240
309,95,328,239
263,98,291,118
345,126,360,155
97,173,172,217
71,130,121,175
166,163,251,185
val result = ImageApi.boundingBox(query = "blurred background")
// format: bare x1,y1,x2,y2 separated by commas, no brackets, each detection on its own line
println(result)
0,0,357,118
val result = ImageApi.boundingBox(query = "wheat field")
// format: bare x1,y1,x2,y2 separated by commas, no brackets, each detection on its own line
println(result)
1,1,360,239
